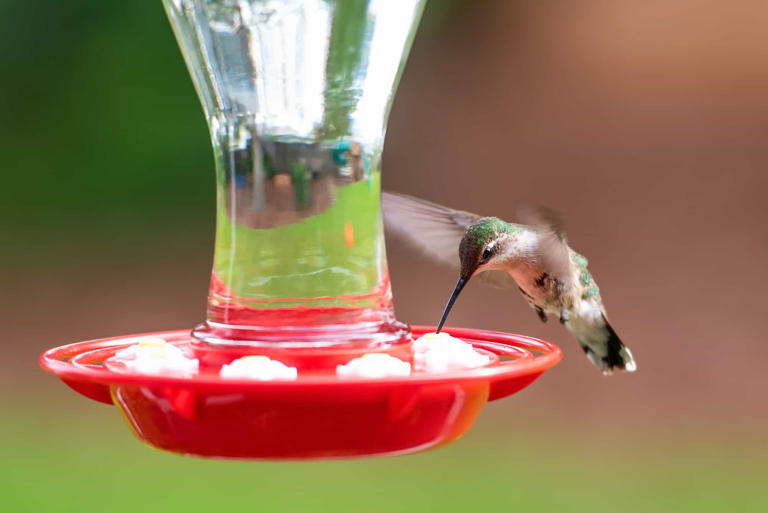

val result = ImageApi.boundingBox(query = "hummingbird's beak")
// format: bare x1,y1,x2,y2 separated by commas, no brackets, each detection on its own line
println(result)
436,277,468,333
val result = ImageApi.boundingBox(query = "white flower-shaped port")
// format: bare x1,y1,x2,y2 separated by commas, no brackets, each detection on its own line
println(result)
219,356,298,381
111,338,199,376
412,332,490,373
336,353,412,379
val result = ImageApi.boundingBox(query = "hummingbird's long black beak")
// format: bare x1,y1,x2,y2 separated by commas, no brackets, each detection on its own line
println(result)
436,277,468,333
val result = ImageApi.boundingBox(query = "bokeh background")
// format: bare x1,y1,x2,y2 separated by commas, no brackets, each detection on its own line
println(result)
2,1,767,511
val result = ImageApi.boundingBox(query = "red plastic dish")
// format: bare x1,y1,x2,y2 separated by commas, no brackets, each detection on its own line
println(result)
40,326,561,460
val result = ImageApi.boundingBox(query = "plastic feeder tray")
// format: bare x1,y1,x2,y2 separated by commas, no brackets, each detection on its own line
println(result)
41,326,560,459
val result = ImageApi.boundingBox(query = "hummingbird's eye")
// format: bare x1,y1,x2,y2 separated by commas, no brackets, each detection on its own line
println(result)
482,247,492,261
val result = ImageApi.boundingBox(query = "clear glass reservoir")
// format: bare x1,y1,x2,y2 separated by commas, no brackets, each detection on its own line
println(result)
163,0,425,346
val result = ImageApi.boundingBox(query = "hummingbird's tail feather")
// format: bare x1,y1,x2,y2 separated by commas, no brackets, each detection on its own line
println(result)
566,308,636,375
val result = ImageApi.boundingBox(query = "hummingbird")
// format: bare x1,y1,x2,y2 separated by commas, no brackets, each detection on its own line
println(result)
382,192,636,375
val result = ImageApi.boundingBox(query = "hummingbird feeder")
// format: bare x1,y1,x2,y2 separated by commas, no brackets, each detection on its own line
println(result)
40,0,561,460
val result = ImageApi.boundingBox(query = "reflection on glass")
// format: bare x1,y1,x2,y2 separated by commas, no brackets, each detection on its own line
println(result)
163,0,425,345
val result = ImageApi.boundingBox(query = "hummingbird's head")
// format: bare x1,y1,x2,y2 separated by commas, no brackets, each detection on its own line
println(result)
436,217,513,332
459,217,512,279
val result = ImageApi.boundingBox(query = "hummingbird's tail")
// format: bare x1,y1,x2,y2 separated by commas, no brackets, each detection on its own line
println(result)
565,308,636,375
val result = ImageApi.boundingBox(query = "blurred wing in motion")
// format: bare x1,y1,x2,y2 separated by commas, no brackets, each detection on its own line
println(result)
382,192,478,267
382,191,516,288
516,203,574,283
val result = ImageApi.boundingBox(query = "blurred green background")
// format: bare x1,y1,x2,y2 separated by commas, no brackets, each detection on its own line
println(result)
2,1,767,512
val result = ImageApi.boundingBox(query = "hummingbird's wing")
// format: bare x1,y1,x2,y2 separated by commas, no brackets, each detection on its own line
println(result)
382,192,517,288
516,203,574,283
517,204,567,242
382,192,477,267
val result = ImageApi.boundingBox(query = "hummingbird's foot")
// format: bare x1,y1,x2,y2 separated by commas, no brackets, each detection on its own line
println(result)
535,306,548,323
559,311,570,324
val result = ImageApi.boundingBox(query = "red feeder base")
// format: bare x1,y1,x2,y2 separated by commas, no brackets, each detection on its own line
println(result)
40,326,561,460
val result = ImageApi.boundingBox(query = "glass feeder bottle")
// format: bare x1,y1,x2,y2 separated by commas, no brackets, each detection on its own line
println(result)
163,0,426,348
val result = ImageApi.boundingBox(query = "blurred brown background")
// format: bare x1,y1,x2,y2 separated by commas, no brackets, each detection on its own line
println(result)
2,1,767,511
386,0,768,431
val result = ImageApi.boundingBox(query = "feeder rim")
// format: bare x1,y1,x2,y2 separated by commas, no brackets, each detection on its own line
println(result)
40,326,562,390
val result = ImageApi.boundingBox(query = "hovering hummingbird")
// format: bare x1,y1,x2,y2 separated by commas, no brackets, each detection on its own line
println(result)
382,192,636,375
